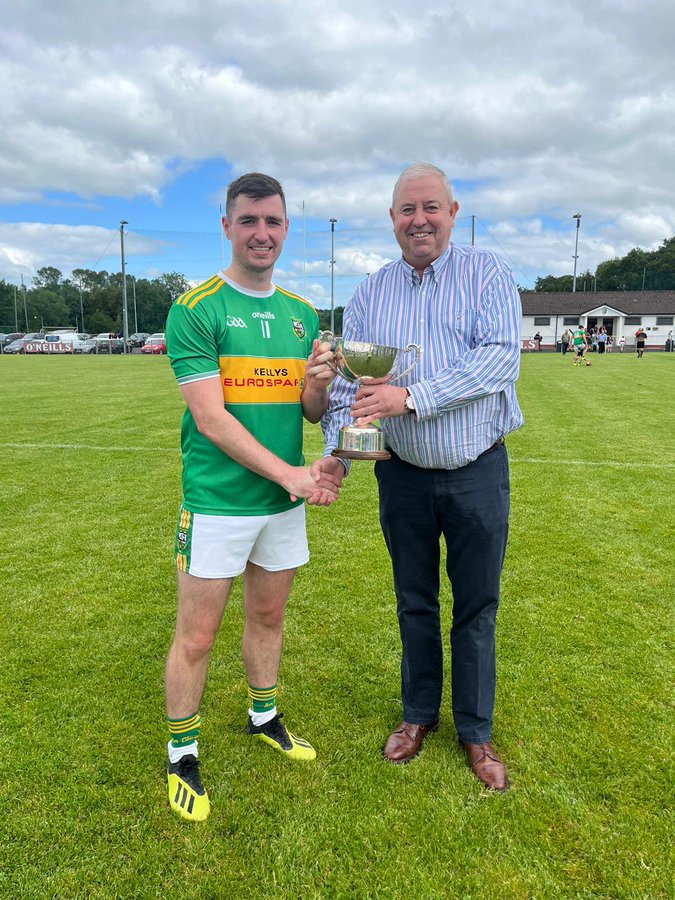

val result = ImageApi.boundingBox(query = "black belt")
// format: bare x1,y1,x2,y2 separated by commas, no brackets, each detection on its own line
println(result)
482,437,505,455
386,438,505,467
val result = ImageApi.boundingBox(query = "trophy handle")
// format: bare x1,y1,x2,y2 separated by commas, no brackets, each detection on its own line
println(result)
389,343,422,383
318,331,357,383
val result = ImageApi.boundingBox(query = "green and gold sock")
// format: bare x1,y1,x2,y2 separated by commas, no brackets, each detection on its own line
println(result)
168,711,202,749
248,684,277,725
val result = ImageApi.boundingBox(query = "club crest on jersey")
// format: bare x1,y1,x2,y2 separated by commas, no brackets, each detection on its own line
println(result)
292,318,305,339
177,530,188,550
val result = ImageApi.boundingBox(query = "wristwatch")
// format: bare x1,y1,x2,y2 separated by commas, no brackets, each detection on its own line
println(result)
404,389,416,414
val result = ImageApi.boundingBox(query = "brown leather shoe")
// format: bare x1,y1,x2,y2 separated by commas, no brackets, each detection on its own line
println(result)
461,741,509,792
383,720,439,764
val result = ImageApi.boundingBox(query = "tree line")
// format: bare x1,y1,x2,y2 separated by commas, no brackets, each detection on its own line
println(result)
0,266,345,335
533,236,675,292
0,267,191,335
2,235,672,332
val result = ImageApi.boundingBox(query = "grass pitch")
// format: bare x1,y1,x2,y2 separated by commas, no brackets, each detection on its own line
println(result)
0,352,673,899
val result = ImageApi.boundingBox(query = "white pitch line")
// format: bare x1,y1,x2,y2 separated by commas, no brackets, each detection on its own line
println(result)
1,442,673,470
0,442,180,453
511,456,675,471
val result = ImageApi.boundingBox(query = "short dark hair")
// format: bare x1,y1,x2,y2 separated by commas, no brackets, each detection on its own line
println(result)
226,173,286,218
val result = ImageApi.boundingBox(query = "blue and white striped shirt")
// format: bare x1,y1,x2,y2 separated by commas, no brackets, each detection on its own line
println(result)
322,242,524,469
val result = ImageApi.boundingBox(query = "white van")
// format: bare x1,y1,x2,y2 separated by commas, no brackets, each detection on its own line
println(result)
43,332,85,352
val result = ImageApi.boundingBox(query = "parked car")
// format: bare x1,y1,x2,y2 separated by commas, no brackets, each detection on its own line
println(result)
127,332,150,348
3,333,46,354
3,337,31,354
2,332,24,351
95,338,125,354
141,336,167,354
74,338,98,354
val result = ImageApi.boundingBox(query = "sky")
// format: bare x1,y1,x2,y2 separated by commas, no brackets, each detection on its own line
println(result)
1,0,674,308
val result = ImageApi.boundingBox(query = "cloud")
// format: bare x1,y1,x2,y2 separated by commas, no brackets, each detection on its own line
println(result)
0,223,168,280
0,0,674,285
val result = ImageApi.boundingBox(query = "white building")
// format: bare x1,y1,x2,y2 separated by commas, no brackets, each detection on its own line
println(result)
520,291,675,350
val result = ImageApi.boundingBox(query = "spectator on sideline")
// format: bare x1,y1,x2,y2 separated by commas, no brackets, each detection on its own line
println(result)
573,324,589,366
635,327,647,358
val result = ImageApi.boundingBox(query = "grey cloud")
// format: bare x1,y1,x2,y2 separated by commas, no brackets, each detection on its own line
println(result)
0,0,673,282
0,224,168,279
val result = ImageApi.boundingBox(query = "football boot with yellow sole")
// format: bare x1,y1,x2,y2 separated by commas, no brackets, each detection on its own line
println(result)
247,712,316,761
167,754,210,821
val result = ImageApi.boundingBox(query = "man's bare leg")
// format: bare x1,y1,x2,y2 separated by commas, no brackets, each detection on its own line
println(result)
165,571,233,821
242,562,295,687
165,570,233,719
242,562,315,760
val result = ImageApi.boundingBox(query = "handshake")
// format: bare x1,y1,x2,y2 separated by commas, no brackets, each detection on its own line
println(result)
288,332,421,503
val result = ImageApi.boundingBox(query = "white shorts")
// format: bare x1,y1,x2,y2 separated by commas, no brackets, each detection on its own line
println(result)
175,504,309,579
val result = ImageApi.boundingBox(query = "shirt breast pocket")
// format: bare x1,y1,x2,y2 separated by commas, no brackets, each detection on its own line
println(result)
442,310,477,349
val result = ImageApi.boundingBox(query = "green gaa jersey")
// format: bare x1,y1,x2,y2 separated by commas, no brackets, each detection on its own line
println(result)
573,328,586,347
166,274,319,515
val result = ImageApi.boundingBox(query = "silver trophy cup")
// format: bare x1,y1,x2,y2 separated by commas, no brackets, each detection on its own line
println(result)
321,332,422,460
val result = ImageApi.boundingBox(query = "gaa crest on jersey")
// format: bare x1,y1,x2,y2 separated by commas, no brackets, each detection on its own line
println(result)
177,530,188,550
292,318,305,339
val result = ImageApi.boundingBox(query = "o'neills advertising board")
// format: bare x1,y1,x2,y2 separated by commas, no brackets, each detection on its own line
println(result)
24,341,75,353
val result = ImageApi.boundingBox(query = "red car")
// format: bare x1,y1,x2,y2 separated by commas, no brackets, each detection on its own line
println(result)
141,335,167,355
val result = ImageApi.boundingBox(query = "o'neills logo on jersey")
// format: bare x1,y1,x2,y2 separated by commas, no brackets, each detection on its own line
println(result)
252,311,275,319
219,356,306,404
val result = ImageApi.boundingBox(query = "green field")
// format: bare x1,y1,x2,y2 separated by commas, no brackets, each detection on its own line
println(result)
1,353,673,899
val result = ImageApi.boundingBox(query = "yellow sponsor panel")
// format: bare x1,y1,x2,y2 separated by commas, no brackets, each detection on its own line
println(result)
220,356,306,404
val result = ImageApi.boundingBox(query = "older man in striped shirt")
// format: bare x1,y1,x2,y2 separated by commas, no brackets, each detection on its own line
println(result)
318,162,524,791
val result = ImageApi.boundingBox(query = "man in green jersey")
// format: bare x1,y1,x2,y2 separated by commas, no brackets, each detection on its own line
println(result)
573,324,589,366
164,173,341,821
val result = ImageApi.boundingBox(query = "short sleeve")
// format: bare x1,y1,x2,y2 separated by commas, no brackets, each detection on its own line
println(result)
166,299,221,385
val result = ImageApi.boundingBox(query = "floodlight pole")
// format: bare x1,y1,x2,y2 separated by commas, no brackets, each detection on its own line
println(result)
79,280,85,333
330,218,337,333
572,213,581,292
20,273,28,330
13,285,18,331
120,221,129,352
132,275,138,333
302,201,307,300
471,215,476,246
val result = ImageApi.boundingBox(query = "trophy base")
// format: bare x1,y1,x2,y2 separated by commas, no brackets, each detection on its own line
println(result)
334,423,390,459
332,448,391,461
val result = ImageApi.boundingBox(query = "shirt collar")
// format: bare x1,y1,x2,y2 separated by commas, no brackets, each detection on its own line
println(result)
400,243,452,287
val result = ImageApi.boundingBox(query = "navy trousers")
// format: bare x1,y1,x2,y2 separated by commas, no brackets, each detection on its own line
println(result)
375,443,510,744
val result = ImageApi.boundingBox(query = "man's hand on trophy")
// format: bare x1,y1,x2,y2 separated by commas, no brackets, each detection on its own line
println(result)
305,338,338,387
306,457,346,506
352,383,408,424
